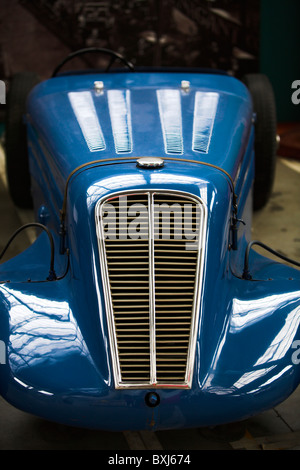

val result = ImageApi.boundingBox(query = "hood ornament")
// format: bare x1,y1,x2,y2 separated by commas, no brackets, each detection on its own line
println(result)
137,157,164,169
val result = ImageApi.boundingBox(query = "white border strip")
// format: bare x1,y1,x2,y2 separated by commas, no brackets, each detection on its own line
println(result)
157,89,183,155
192,91,219,154
108,89,133,153
68,91,106,152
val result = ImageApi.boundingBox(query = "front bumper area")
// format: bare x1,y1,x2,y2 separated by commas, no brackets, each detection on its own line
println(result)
1,252,300,430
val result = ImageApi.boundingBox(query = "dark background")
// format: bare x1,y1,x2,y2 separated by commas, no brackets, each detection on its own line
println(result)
0,0,299,126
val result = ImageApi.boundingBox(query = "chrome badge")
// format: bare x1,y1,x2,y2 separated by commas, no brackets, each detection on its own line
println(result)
137,157,164,169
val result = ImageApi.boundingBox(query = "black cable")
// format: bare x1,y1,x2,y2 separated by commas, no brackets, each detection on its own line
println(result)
56,249,70,281
25,248,70,283
0,223,57,281
242,240,300,280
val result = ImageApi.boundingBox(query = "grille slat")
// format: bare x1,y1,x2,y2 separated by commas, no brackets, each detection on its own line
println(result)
96,191,206,389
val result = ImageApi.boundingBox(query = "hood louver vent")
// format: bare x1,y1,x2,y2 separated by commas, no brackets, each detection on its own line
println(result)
96,191,206,389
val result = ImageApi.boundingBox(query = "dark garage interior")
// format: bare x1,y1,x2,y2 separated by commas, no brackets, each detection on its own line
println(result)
0,0,299,451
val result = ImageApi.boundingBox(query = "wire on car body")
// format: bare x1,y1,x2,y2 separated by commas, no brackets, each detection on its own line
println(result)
58,156,238,253
242,240,300,280
0,222,57,281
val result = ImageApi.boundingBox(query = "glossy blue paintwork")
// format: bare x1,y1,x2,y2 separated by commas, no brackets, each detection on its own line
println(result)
26,72,252,190
0,70,300,430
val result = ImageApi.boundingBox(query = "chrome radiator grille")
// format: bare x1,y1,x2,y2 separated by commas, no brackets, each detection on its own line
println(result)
96,191,206,389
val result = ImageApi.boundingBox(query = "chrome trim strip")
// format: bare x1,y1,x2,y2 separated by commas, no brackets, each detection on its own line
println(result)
95,189,207,389
149,192,157,385
96,198,122,385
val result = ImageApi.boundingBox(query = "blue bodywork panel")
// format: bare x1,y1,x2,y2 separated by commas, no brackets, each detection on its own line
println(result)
0,69,299,430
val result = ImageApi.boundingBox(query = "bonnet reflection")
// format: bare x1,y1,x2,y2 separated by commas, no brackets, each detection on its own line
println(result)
1,285,89,372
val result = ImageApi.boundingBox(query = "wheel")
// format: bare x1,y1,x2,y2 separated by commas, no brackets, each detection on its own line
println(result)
243,73,278,210
4,72,40,208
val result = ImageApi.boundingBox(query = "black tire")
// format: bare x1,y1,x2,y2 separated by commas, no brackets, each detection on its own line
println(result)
4,72,40,208
243,74,277,210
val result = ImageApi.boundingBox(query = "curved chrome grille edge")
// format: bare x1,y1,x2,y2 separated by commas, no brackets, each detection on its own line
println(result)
95,190,207,389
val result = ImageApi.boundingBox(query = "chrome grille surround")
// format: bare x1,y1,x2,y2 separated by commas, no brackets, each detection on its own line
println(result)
95,190,207,389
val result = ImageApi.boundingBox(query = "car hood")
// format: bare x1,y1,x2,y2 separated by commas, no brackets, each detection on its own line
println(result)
27,71,253,192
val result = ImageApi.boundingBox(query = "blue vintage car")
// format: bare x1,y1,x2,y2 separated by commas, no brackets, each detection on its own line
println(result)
0,49,300,431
